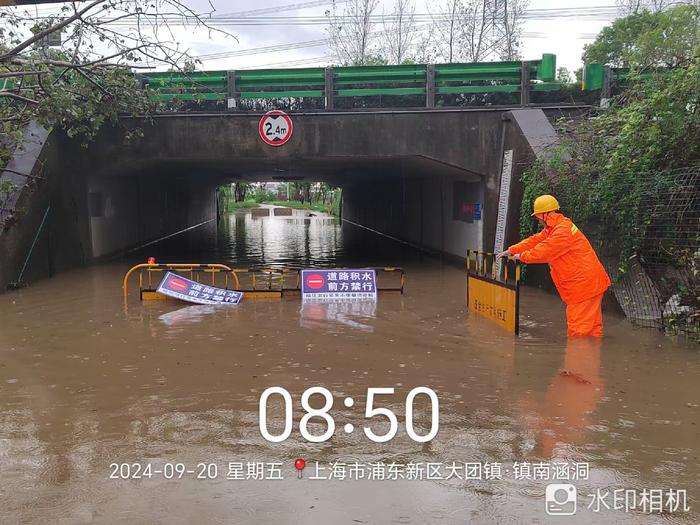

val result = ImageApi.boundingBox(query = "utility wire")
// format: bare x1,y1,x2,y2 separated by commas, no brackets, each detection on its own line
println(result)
106,7,625,27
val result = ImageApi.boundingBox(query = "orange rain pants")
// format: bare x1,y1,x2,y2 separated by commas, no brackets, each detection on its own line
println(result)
509,212,611,337
566,293,604,337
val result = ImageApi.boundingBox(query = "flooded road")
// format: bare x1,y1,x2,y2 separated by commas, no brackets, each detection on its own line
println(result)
1,209,699,524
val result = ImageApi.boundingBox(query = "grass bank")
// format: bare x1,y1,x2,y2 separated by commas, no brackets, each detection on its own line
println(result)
225,199,260,210
263,200,338,216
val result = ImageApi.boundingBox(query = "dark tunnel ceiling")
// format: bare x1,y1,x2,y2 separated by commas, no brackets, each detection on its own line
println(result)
98,155,483,185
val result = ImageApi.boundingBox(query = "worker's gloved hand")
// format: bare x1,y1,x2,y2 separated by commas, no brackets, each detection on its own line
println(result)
496,250,511,259
508,253,521,261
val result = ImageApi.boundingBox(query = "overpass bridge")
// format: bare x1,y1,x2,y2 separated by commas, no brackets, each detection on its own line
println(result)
0,54,590,288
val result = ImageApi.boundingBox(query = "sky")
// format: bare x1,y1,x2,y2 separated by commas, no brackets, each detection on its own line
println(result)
20,0,624,73
167,0,620,73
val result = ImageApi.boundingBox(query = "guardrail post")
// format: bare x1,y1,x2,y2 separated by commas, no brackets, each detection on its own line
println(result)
324,67,334,110
227,70,238,110
600,65,612,108
520,61,530,106
426,64,436,108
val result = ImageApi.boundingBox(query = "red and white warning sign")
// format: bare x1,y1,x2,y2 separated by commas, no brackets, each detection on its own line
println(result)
258,110,293,147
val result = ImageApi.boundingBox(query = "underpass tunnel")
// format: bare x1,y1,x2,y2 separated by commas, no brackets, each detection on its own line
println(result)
85,154,485,266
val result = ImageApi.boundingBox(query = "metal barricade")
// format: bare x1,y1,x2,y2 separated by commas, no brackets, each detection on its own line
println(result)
466,250,521,334
251,265,406,295
123,262,407,303
123,263,238,301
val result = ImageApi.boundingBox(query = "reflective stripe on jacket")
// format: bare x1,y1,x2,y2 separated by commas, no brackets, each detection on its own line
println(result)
508,212,611,305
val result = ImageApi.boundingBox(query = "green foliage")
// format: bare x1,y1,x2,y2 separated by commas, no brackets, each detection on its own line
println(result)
226,199,259,211
583,5,700,68
1,49,160,175
253,189,277,204
219,182,342,217
0,179,16,206
520,58,699,271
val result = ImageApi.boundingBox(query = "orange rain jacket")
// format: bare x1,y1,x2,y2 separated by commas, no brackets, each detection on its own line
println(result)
508,212,611,305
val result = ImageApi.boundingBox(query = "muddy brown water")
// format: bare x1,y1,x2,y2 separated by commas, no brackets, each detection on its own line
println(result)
1,209,698,524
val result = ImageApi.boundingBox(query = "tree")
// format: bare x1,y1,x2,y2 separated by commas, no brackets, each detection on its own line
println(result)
460,0,495,62
556,66,574,84
233,182,251,202
317,182,335,204
583,5,699,68
492,0,528,60
0,1,235,170
381,0,419,64
428,0,528,63
616,0,670,15
292,182,312,204
326,0,380,65
428,0,461,63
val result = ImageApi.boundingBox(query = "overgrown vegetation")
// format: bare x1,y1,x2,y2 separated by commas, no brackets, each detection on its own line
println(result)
582,4,699,68
520,4,700,337
521,60,699,250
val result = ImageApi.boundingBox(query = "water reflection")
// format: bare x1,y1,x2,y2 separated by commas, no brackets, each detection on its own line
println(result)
216,209,344,267
300,300,377,333
158,304,224,327
520,337,605,459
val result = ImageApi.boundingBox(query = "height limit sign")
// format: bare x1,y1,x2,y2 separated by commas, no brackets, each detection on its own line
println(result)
258,110,293,147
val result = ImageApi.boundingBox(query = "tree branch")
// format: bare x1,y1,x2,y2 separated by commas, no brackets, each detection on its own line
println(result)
0,92,39,104
0,70,43,79
0,0,104,62
73,67,113,97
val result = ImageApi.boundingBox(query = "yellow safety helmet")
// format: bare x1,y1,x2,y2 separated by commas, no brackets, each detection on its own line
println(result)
532,194,560,216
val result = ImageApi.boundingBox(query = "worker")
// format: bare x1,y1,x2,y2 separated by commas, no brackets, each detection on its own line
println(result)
497,195,611,337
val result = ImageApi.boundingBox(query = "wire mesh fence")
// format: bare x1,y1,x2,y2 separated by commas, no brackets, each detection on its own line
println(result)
589,167,700,338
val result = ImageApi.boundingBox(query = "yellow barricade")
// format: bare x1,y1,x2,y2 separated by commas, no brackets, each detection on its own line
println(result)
123,263,240,302
466,250,521,335
123,262,406,303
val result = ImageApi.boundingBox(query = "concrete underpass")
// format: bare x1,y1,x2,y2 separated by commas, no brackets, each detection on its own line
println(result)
0,107,571,288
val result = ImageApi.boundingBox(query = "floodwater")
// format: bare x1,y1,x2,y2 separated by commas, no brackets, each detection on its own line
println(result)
1,208,698,525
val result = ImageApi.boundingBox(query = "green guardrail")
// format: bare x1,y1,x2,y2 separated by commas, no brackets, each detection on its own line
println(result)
583,63,606,91
137,53,560,108
582,62,672,91
1,53,575,109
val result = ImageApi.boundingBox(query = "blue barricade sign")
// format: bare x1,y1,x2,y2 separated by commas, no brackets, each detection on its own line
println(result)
156,271,244,305
301,269,377,301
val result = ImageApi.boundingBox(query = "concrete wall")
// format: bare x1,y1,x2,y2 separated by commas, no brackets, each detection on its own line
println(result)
0,128,92,288
338,109,563,260
86,110,507,180
80,109,513,262
342,172,483,259
87,174,217,258
0,128,219,290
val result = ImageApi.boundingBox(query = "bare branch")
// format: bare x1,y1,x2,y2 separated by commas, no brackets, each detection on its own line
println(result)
0,0,104,62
